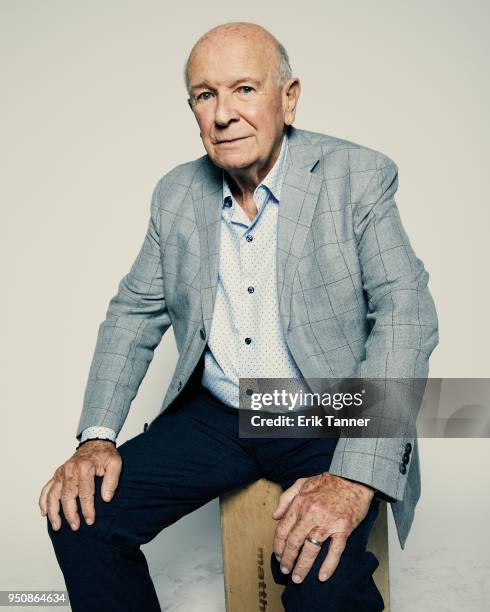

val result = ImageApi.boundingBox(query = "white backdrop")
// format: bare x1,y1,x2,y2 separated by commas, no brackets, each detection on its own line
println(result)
2,1,489,610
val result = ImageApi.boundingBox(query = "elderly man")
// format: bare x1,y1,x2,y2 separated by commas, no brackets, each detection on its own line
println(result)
40,21,438,612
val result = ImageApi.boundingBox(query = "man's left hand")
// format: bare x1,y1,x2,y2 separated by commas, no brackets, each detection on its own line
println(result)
272,473,376,583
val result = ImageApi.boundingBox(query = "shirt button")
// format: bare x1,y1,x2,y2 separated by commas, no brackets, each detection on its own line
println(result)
246,388,254,396
246,235,253,242
244,337,252,345
247,286,255,293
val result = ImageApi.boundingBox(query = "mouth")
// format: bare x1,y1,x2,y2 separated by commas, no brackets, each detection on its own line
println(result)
215,136,251,145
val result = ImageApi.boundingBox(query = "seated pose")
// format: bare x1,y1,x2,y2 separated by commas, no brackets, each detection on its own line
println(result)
40,21,439,612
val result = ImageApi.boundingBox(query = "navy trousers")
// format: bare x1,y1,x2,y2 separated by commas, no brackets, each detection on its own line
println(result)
47,384,384,611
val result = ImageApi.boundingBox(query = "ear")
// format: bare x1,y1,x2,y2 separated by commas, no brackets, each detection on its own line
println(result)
283,78,301,126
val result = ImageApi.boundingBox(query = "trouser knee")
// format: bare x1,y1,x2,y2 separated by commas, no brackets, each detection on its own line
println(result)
46,477,118,550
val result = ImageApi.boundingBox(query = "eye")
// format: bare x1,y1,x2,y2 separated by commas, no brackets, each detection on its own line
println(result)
238,85,255,94
196,91,214,101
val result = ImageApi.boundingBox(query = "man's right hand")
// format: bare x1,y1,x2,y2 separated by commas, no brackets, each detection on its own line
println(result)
39,440,122,531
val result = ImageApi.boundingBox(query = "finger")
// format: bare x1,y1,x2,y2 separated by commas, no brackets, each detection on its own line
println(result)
47,480,63,530
77,463,96,526
272,479,305,520
39,478,54,516
279,523,315,574
273,504,299,562
60,475,80,530
291,538,324,583
318,535,347,581
101,455,122,502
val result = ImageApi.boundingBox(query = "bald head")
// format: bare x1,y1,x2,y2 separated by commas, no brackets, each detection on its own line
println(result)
184,22,292,94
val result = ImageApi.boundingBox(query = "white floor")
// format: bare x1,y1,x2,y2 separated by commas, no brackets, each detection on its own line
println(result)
390,545,490,612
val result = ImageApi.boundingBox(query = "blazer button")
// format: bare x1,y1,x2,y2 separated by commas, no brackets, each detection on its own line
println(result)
402,453,410,464
405,442,412,453
200,328,206,340
399,463,407,475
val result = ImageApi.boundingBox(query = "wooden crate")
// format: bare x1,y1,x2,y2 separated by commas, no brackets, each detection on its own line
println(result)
220,478,389,611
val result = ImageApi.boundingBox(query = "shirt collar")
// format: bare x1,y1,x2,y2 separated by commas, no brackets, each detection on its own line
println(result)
222,131,289,207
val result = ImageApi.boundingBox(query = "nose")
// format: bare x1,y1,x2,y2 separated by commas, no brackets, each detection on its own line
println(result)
214,93,239,127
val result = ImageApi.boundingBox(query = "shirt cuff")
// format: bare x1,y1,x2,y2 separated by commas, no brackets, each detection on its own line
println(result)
79,426,117,444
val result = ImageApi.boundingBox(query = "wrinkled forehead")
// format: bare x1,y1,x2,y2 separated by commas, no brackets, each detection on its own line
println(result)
187,35,277,89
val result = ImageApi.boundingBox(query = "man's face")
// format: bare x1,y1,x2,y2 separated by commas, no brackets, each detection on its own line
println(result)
186,34,296,174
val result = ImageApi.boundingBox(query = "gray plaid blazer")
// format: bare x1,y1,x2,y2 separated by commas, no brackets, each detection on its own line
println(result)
76,125,439,549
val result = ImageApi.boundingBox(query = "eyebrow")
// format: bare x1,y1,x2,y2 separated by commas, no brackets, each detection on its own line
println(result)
190,77,262,92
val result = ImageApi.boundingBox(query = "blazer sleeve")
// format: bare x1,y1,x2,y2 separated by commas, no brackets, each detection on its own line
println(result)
75,177,172,441
327,157,439,502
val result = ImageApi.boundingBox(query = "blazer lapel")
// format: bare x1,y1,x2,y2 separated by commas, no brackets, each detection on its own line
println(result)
191,126,324,340
276,127,324,335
